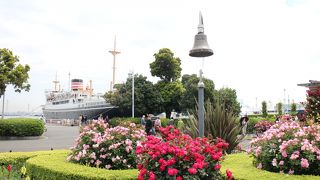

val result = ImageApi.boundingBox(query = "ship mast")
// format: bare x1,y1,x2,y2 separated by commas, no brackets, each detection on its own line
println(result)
53,72,60,92
108,36,120,91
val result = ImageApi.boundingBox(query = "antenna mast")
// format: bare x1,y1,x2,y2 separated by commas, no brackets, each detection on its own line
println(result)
108,36,121,91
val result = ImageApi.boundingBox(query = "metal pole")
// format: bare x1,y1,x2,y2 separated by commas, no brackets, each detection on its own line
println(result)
132,72,134,118
198,69,205,137
1,91,5,119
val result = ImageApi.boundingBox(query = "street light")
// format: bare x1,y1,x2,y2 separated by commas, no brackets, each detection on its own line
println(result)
128,71,134,118
189,12,213,137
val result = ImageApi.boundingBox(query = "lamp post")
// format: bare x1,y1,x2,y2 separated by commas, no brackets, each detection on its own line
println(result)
189,12,213,137
128,71,134,118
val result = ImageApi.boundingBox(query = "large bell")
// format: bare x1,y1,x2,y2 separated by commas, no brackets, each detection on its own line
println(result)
189,12,213,57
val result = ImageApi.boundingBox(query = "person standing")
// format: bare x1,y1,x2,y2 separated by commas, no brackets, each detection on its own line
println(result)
241,114,249,136
145,115,153,135
141,115,146,127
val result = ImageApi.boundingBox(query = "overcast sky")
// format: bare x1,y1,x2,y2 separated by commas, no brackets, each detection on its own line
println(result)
0,0,319,113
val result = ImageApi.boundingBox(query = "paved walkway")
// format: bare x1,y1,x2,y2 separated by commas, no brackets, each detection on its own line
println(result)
0,125,80,152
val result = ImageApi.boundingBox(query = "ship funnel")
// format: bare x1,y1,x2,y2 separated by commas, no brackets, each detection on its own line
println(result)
71,79,83,91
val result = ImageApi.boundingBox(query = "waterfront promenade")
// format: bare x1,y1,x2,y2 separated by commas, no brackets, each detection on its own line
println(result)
0,124,79,152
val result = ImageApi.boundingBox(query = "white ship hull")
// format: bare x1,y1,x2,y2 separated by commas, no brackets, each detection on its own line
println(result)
43,104,114,120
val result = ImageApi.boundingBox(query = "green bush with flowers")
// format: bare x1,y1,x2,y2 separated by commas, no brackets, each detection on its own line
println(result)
68,120,145,169
249,120,320,175
136,126,232,180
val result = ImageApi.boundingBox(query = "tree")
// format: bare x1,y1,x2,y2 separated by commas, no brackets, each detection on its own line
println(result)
215,88,241,116
290,102,297,116
0,48,30,98
180,74,215,111
149,48,182,82
262,101,268,117
277,102,283,115
155,81,185,118
104,74,162,117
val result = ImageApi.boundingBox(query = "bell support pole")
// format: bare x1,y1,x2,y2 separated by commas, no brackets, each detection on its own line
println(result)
189,12,213,137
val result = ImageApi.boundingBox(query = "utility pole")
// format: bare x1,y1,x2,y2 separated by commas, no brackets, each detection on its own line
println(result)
108,36,120,91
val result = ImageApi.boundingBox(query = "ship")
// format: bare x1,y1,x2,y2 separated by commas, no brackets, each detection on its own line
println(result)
42,78,114,120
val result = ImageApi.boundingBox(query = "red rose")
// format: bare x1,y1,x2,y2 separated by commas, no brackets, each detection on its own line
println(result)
226,169,232,180
168,168,178,176
176,176,183,180
214,164,221,170
7,164,12,172
148,171,156,180
188,167,197,175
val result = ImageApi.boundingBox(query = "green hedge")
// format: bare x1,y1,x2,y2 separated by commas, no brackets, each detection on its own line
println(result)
0,118,45,136
26,151,138,180
109,117,170,127
0,150,138,179
221,153,320,180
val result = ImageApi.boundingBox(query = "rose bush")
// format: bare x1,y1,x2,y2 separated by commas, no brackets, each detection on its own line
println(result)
249,120,320,175
254,120,274,134
136,126,229,180
68,120,145,170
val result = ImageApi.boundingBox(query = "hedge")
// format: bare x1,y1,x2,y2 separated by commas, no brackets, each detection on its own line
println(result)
0,118,45,136
26,151,138,180
221,153,320,180
109,117,170,127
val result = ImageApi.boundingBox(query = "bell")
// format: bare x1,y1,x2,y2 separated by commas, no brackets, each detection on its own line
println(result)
189,12,213,57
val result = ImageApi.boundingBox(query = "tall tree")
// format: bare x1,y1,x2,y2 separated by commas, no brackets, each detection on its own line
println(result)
149,48,182,82
180,74,215,111
215,88,241,116
155,81,185,118
0,48,30,98
104,74,162,117
262,101,268,117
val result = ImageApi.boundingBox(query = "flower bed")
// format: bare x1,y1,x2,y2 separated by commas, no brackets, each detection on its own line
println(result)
254,120,274,134
136,126,230,180
250,121,320,175
68,120,145,169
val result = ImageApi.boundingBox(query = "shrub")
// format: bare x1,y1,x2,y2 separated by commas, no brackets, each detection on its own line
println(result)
136,126,229,180
27,152,138,180
108,117,141,127
0,118,44,136
249,121,320,175
254,120,274,134
221,153,320,180
0,150,138,180
186,101,242,153
68,120,145,170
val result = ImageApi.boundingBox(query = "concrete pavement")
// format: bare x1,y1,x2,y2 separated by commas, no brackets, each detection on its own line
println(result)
0,125,79,152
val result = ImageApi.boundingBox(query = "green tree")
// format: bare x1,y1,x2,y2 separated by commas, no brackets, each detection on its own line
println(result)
0,48,30,98
149,48,182,82
262,101,268,117
180,74,215,111
156,81,185,118
104,74,162,117
215,88,241,116
277,102,283,115
290,102,297,116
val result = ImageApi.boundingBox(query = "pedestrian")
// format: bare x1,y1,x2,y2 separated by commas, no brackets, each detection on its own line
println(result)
80,115,85,126
154,117,161,132
241,114,249,136
168,117,174,126
84,115,88,125
98,114,103,121
141,115,146,127
145,115,153,135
